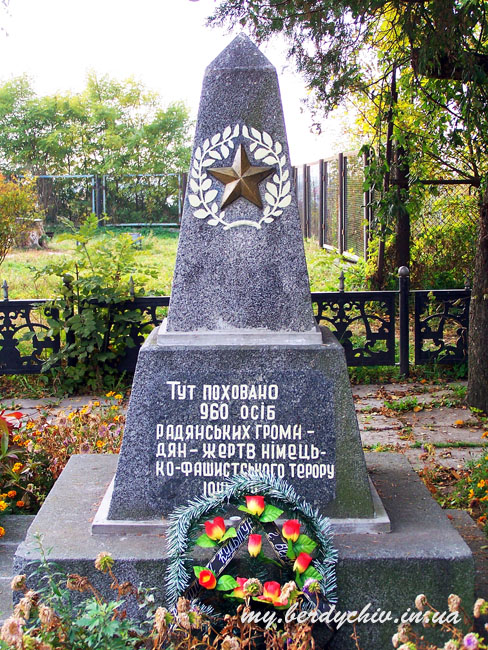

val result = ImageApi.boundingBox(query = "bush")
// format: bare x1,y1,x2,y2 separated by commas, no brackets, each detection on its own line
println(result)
34,213,158,392
0,395,125,540
0,174,44,268
454,445,488,536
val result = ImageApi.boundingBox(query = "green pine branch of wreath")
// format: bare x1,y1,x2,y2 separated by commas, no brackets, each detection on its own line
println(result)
165,471,337,611
187,125,292,230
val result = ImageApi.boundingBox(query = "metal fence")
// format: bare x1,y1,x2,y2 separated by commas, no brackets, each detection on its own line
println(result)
0,269,469,377
32,174,186,228
293,152,369,257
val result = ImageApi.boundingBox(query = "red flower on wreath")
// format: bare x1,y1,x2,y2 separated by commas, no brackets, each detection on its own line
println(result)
245,495,265,516
282,519,300,542
204,516,226,541
198,569,217,590
248,534,262,557
258,581,288,607
232,577,248,599
293,552,312,574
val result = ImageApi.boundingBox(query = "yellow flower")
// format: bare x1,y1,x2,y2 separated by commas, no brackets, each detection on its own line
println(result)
12,463,23,473
480,495,488,502
113,415,120,422
482,431,488,439
0,526,5,538
111,405,117,410
96,440,104,448
106,391,115,398
67,412,75,420
0,501,8,512
114,394,123,400
12,435,21,443
478,480,486,489
26,422,34,429
469,489,475,499
93,401,100,407
80,408,87,415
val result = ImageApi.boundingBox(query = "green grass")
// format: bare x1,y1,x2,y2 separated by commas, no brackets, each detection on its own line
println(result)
384,395,419,411
0,232,362,300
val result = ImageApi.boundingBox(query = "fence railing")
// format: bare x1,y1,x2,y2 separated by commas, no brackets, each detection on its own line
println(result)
293,151,370,258
0,269,470,377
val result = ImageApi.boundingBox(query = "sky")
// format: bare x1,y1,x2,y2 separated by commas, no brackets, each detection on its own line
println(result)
0,0,353,164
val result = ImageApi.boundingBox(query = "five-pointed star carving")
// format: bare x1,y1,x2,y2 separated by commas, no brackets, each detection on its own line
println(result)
207,144,274,209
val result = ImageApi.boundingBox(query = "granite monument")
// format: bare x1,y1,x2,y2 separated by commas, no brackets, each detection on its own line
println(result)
14,35,474,650
103,33,377,527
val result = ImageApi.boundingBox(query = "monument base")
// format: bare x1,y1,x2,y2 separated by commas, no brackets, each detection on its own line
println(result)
14,453,474,650
92,475,390,535
106,327,376,521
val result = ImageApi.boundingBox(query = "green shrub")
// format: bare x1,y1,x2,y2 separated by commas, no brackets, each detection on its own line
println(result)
34,213,158,392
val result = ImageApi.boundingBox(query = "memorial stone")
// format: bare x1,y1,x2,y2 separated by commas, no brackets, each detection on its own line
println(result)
14,36,475,650
104,34,376,526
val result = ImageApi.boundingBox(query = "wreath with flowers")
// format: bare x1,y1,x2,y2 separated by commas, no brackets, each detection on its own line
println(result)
165,472,337,617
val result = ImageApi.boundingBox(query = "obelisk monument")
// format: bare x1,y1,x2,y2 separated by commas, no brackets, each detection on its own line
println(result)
15,38,475,650
106,34,375,523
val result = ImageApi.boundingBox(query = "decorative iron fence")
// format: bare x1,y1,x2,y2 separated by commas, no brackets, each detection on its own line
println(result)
0,270,469,378
414,289,471,366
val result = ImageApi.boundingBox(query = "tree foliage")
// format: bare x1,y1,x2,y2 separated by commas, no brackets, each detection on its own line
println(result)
0,72,192,177
0,174,43,268
209,0,488,410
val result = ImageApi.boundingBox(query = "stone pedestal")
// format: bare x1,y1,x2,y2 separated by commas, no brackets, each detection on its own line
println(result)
106,327,374,523
14,453,474,650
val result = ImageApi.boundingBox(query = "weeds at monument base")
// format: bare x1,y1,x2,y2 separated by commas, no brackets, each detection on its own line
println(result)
2,535,487,649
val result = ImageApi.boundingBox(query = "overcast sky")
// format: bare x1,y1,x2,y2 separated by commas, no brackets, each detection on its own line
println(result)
0,0,350,164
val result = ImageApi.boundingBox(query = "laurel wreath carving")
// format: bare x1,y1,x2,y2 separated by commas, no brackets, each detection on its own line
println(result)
188,124,292,230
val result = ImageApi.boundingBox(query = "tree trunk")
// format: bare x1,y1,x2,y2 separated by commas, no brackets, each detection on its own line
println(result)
467,183,488,413
394,144,410,270
372,66,397,289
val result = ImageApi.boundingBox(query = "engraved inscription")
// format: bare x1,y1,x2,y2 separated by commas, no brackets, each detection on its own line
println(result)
154,376,336,499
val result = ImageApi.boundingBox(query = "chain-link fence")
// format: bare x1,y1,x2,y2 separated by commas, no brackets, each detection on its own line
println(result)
32,173,186,227
35,175,94,227
294,152,368,257
412,184,478,238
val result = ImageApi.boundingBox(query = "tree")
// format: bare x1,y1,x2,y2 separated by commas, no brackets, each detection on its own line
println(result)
209,0,488,412
0,74,192,220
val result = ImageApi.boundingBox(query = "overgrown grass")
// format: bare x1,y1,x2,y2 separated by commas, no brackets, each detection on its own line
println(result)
1,228,180,299
1,231,362,300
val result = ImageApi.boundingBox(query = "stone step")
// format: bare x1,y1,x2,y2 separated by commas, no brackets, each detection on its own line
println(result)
0,515,35,621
